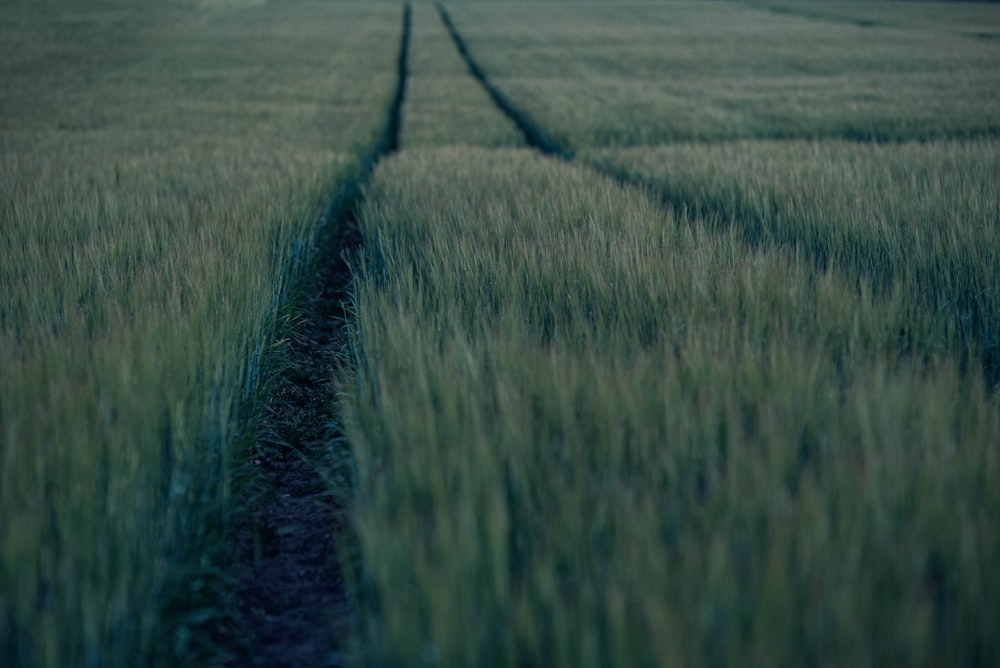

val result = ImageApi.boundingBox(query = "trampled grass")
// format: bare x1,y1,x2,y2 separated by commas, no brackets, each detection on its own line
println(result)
586,139,1000,384
445,0,1000,144
344,148,999,666
0,1,399,664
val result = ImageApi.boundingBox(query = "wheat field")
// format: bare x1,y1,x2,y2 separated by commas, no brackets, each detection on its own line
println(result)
3,1,998,665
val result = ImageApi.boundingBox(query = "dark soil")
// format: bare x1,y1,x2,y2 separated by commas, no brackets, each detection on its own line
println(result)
213,5,410,666
217,218,361,668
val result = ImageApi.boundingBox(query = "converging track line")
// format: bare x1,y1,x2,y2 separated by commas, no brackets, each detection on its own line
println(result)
434,2,999,389
219,5,410,666
436,3,572,160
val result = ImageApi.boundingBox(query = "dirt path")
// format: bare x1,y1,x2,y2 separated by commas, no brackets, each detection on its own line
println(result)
215,6,410,666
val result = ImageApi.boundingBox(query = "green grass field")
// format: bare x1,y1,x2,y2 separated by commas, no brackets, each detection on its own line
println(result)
2,0,999,666
0,1,399,664
447,0,1000,144
347,147,999,665
587,140,1000,384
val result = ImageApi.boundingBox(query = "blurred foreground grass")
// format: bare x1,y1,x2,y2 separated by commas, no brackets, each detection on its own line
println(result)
345,148,999,666
0,1,398,664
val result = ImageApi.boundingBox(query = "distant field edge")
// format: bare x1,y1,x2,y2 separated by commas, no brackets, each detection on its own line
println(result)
315,4,411,250
439,1,1000,146
739,0,1000,42
738,0,893,29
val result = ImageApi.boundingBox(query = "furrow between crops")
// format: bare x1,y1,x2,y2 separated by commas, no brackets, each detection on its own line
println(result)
435,3,573,160
216,5,410,666
435,4,998,389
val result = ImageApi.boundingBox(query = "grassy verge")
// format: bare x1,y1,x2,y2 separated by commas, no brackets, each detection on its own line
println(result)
0,1,399,664
444,0,1000,144
344,147,999,666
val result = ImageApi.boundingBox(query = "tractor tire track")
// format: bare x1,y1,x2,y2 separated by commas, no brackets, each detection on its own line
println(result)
741,1,1000,46
216,5,410,667
436,3,573,160
435,1,997,388
741,1,888,29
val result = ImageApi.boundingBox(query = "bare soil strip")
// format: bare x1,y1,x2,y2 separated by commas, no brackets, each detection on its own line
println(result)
215,6,410,666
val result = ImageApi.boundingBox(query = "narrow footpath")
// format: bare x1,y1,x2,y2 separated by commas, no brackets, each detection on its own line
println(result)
216,6,410,666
